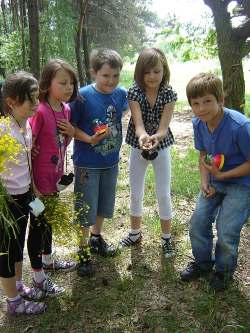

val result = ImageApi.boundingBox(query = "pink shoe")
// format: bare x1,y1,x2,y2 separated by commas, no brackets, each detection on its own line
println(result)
7,297,46,315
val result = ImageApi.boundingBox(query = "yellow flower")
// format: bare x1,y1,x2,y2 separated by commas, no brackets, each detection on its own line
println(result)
0,117,21,173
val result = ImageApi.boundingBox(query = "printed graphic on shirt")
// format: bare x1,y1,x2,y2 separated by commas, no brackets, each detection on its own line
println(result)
93,105,122,156
50,127,65,172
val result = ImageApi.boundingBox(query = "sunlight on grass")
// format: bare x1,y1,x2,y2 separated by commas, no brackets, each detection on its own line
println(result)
172,147,200,197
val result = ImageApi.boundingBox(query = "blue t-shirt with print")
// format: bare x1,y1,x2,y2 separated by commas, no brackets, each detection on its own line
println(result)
70,84,128,168
193,107,250,187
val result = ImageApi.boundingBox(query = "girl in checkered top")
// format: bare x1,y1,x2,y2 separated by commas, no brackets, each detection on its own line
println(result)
120,48,177,257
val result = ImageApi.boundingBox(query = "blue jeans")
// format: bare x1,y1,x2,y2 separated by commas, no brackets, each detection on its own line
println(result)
190,183,250,275
74,164,119,226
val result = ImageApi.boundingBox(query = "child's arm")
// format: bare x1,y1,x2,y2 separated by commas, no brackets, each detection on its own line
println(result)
199,151,216,197
73,126,109,145
202,158,250,181
129,100,149,148
149,101,175,150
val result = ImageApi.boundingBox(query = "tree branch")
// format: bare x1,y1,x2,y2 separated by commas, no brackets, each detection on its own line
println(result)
234,18,250,40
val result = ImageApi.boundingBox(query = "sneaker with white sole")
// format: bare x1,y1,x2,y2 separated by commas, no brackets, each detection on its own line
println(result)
43,259,76,273
162,238,176,258
33,277,65,297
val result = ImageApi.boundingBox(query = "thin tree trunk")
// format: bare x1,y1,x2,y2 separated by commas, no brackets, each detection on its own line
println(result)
75,0,89,86
20,0,26,69
1,0,8,34
82,21,91,84
27,0,40,78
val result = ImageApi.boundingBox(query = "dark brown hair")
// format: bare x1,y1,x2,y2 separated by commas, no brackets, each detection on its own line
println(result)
0,71,38,116
134,48,170,90
186,72,224,105
39,59,78,102
90,48,123,72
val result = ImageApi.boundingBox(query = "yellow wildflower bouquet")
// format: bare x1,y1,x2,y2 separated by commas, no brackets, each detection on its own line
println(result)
43,192,87,247
0,117,22,237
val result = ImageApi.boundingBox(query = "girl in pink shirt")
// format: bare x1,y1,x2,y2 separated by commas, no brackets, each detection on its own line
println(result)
0,72,46,315
28,59,78,288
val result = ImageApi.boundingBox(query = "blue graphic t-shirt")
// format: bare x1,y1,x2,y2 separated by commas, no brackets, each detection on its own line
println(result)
70,84,128,168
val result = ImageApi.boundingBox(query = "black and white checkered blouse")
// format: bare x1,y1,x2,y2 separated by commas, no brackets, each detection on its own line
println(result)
125,83,177,150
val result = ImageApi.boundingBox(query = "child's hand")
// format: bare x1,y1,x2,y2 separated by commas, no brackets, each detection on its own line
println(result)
31,144,40,159
202,157,222,179
138,134,150,149
57,119,75,137
90,129,109,145
201,183,216,197
147,134,160,150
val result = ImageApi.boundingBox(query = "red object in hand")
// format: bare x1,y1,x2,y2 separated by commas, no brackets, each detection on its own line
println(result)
92,119,108,135
205,154,224,170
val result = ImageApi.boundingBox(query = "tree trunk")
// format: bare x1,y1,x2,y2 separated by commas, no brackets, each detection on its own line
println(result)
27,0,40,78
19,0,26,69
82,21,91,84
204,0,249,113
1,0,8,34
75,0,89,86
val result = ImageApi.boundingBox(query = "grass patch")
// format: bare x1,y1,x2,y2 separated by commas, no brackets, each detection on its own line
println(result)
172,147,200,198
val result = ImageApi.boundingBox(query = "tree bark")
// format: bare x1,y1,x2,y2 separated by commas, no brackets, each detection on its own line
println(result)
204,0,250,113
1,0,8,34
27,0,40,78
82,21,91,84
75,0,89,86
19,0,26,69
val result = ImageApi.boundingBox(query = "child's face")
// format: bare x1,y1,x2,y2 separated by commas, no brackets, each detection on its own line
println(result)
190,94,224,124
49,68,74,102
8,86,39,119
143,61,163,90
92,64,120,94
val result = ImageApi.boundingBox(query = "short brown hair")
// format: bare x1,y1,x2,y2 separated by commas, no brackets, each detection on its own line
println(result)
186,72,224,105
134,48,170,90
39,59,78,102
1,71,38,115
90,48,123,72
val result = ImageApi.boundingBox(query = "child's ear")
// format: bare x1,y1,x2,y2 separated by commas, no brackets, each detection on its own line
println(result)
90,69,96,79
218,96,224,107
5,97,17,109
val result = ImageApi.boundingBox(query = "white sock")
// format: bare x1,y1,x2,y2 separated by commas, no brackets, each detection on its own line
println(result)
129,228,141,242
162,233,171,244
33,269,47,283
42,254,53,265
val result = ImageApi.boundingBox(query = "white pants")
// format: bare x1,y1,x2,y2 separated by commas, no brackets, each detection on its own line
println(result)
129,147,172,220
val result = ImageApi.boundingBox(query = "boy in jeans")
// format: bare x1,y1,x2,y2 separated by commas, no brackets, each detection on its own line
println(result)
180,73,250,291
71,48,128,276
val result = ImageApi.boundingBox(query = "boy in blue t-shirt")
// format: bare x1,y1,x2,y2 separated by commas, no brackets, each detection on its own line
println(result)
71,48,128,277
180,72,250,291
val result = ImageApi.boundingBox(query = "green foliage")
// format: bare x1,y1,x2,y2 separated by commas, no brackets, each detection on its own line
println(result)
156,15,218,62
0,32,26,72
0,0,159,74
